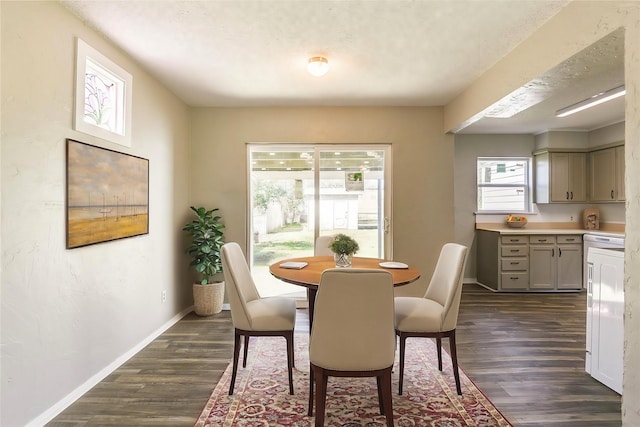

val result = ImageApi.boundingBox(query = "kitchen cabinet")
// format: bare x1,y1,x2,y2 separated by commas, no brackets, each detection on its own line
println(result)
535,151,587,203
590,145,625,202
476,230,582,292
615,145,625,201
529,235,582,290
529,240,555,290
499,235,529,290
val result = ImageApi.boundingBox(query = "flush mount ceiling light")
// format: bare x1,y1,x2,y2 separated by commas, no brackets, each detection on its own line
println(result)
307,56,329,77
556,85,626,118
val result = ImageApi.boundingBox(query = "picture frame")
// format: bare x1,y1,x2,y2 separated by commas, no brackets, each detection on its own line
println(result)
66,139,149,248
74,38,133,147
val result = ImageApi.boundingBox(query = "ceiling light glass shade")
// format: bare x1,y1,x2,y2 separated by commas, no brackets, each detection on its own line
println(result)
556,85,626,117
307,56,329,77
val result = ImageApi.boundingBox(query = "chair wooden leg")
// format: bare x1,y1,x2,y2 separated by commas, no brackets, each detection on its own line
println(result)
285,331,294,394
398,333,406,395
229,330,242,395
381,369,394,427
376,375,385,415
436,337,443,371
242,335,249,368
449,330,462,395
308,365,314,416
315,369,328,427
307,288,317,335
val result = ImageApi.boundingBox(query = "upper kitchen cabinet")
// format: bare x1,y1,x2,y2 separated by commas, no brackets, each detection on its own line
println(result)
535,150,587,203
590,144,625,202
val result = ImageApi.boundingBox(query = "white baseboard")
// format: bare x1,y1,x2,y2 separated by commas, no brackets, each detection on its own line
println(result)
26,306,194,427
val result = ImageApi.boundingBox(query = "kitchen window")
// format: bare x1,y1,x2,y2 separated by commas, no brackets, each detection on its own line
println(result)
477,157,531,213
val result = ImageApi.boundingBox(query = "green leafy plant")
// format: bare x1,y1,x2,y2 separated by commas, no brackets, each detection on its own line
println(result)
329,233,360,255
182,206,225,285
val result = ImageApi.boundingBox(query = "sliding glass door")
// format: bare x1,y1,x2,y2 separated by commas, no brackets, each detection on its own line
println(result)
248,144,391,297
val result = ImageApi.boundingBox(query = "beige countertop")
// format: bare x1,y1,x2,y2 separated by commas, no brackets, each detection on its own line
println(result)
476,226,586,235
475,224,624,237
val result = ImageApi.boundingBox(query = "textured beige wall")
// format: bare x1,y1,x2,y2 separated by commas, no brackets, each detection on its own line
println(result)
190,107,454,297
622,4,640,425
1,2,192,425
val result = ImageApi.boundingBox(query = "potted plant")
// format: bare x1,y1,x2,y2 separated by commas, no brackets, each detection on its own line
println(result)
183,206,225,315
329,233,359,267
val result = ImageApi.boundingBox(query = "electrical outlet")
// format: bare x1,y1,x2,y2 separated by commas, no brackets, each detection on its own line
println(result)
570,215,574,221
161,290,167,303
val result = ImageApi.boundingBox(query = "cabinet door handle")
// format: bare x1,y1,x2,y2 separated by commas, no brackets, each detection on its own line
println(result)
559,248,562,257
566,191,569,200
510,277,519,280
570,191,574,200
510,262,519,265
510,239,519,242
566,238,575,242
539,239,547,242
510,249,520,253
552,248,555,257
611,190,615,199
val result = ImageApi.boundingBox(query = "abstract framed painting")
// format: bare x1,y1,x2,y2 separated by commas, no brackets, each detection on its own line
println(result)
66,139,149,249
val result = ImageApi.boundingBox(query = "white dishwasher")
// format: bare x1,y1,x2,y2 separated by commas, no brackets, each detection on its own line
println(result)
583,232,625,289
585,247,624,394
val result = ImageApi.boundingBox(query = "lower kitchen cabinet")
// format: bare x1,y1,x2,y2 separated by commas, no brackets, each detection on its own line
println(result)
556,242,583,289
529,235,583,290
529,242,555,290
477,230,583,292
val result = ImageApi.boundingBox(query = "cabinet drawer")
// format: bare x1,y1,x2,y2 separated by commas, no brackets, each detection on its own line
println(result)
557,235,582,244
501,245,529,257
501,272,529,290
529,235,556,244
501,258,529,271
501,235,528,244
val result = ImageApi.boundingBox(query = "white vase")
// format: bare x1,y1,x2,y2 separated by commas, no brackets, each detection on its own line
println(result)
334,252,353,268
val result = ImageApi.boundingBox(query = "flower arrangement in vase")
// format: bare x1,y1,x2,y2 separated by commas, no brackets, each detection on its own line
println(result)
329,233,359,267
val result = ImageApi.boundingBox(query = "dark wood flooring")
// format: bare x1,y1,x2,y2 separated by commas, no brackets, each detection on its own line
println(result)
47,284,621,426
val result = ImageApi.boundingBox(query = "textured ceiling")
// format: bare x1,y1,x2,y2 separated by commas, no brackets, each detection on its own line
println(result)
61,0,567,107
461,28,626,134
60,0,624,134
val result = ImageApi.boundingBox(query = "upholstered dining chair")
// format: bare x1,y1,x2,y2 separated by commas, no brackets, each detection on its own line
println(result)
221,242,297,395
394,243,469,395
314,235,334,256
308,268,396,427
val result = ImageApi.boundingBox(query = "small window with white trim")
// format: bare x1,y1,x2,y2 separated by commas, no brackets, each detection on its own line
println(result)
74,38,132,147
477,157,531,213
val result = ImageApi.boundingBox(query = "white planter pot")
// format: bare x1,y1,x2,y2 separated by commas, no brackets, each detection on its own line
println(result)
193,282,225,316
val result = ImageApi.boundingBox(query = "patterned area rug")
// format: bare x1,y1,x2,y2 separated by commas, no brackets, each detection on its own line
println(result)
195,334,512,426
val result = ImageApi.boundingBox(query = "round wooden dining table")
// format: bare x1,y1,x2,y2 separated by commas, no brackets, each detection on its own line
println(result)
269,255,421,330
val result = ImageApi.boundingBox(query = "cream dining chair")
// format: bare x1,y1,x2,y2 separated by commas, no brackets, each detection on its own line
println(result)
314,235,334,256
221,242,297,395
308,268,396,427
394,243,469,395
